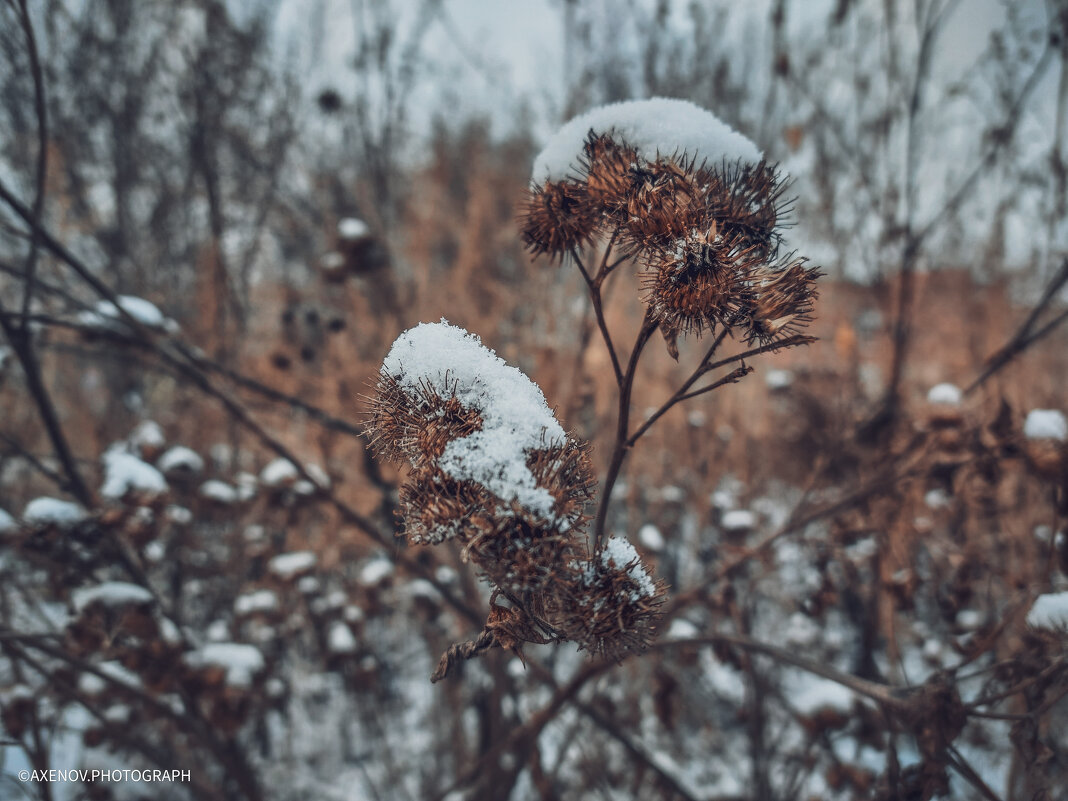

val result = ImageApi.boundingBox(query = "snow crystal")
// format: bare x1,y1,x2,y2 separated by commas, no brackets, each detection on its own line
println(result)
532,97,762,183
157,446,204,475
926,383,962,405
199,480,238,504
338,217,370,240
0,508,16,533
268,551,317,579
73,581,153,613
638,523,665,552
23,497,88,527
77,295,170,331
1024,409,1067,441
721,509,756,531
100,449,168,499
183,643,264,687
601,536,656,599
1027,592,1068,630
382,321,566,518
260,457,299,487
328,621,358,654
234,590,279,615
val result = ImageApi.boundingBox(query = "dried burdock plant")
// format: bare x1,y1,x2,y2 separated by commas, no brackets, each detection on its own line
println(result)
371,98,820,681
366,321,661,679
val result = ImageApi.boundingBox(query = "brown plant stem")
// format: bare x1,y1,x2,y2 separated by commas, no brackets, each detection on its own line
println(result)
592,308,658,549
570,243,622,386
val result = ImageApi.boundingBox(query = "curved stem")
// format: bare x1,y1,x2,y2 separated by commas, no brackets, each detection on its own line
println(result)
570,244,623,386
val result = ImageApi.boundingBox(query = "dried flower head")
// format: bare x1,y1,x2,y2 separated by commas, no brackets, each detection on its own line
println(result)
397,467,493,545
366,374,484,469
642,228,762,336
743,259,822,344
520,179,599,257
368,321,667,678
559,537,666,661
580,133,639,216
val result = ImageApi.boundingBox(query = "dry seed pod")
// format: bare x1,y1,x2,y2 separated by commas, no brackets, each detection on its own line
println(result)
642,228,760,336
520,179,599,257
558,537,666,661
743,259,821,344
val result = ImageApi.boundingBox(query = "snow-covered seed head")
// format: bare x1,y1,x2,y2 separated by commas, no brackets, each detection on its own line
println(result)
520,179,599,257
366,375,484,469
559,537,666,662
525,439,597,528
398,468,492,545
743,259,821,344
580,133,640,215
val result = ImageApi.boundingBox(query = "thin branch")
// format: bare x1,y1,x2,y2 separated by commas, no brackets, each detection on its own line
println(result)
592,309,658,549
965,258,1068,394
570,245,623,386
14,0,48,328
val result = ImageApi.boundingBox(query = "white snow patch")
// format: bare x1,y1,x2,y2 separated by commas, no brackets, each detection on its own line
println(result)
382,321,566,519
260,457,299,487
130,421,166,451
638,523,665,552
1027,592,1068,630
532,97,762,183
77,296,173,332
165,505,192,524
765,368,794,390
328,621,358,654
600,536,656,600
269,551,317,579
1024,409,1067,441
234,590,279,616
23,497,88,527
100,449,168,499
338,218,370,241
358,557,394,586
157,446,204,476
184,643,264,687
789,674,856,716
73,582,153,613
666,618,699,640
721,509,756,531
924,488,951,509
199,480,238,504
0,508,16,533
927,383,962,405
